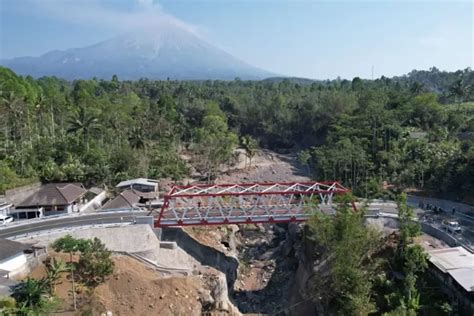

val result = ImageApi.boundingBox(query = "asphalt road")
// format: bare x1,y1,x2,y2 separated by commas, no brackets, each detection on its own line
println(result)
0,211,148,239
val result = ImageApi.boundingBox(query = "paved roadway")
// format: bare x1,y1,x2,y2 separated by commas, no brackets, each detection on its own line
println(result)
0,211,148,239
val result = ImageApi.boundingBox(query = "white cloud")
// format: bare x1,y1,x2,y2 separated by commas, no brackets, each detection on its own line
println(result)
28,0,200,36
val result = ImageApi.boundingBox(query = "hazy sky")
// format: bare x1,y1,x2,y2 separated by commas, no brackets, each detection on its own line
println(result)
0,0,472,79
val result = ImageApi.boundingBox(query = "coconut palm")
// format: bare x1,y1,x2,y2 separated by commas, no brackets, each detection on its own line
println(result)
128,125,148,151
449,78,471,104
67,106,101,151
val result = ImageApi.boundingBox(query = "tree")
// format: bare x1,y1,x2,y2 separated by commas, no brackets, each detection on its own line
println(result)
391,193,427,314
128,125,148,151
308,194,383,314
77,237,114,287
51,235,91,310
241,135,258,169
52,235,114,289
297,150,311,174
67,106,101,151
449,78,471,104
193,115,238,182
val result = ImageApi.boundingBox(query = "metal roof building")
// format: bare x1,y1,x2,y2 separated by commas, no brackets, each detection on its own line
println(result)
427,247,474,313
428,247,474,292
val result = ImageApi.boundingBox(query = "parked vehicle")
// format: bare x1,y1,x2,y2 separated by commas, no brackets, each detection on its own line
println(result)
0,215,14,225
442,220,461,233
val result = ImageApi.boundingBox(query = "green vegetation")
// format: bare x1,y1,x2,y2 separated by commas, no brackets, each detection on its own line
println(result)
1,67,473,199
0,236,115,314
308,195,384,314
6,278,59,315
52,235,114,288
1,66,472,199
308,193,451,315
44,257,67,295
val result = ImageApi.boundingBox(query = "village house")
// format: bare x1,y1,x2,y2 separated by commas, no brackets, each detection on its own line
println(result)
116,178,160,204
101,190,141,211
6,183,87,218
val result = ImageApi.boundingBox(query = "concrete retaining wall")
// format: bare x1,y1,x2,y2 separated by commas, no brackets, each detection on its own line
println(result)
407,195,474,214
161,227,239,287
420,222,459,247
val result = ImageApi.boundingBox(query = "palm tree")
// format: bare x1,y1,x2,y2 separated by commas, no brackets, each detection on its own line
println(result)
128,125,148,151
1,91,24,143
45,257,67,295
67,106,101,150
449,78,471,104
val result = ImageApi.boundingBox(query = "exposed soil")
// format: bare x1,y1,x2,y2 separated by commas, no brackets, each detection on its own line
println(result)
89,256,204,316
27,254,232,316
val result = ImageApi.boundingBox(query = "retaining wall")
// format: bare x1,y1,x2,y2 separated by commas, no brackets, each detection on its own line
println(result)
160,227,239,287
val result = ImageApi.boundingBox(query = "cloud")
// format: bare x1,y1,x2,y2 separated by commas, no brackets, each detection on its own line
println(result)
28,0,200,35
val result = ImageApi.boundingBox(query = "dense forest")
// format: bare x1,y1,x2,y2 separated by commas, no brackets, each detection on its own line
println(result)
0,66,473,200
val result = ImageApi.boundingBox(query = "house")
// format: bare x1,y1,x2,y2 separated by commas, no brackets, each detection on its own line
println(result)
427,247,474,314
116,178,159,204
101,190,141,211
0,239,30,278
10,183,87,218
116,178,159,193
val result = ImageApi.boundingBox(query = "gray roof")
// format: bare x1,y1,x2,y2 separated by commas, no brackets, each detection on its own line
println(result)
101,190,140,210
116,178,158,188
16,183,86,207
0,239,29,261
428,247,474,292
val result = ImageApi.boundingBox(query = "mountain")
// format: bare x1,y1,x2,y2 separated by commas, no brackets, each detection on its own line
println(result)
0,26,273,81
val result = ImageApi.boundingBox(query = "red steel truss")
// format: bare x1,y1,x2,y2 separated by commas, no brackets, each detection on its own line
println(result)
155,181,350,227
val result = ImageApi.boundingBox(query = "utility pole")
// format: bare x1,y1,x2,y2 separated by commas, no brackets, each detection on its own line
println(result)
371,65,374,80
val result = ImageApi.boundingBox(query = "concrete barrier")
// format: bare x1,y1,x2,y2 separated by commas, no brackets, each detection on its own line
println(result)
420,222,460,247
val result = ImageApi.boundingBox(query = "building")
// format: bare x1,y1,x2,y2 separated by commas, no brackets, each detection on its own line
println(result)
116,178,159,204
101,190,141,211
79,187,107,212
427,247,474,314
116,178,159,193
0,239,30,278
0,202,12,216
10,183,87,218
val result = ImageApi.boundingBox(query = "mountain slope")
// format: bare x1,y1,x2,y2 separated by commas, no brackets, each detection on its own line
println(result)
0,26,273,80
